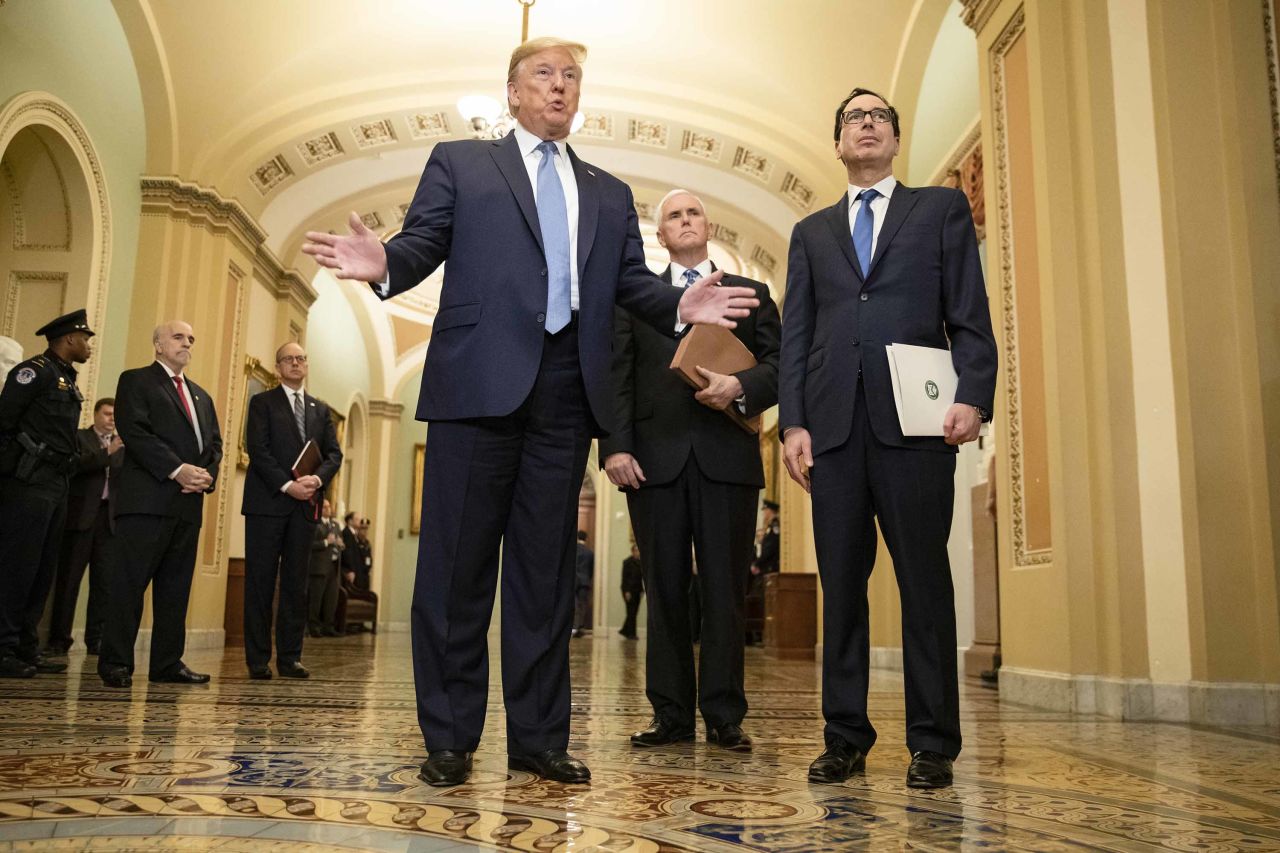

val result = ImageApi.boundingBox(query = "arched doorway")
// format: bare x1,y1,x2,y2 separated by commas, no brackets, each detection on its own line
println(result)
0,93,110,410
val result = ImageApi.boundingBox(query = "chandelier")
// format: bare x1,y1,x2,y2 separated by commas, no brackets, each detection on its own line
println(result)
455,0,584,139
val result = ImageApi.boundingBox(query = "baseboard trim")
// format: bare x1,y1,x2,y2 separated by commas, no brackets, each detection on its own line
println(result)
999,666,1280,726
376,621,410,633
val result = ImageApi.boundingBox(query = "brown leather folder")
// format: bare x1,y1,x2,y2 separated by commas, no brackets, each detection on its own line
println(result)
291,440,322,479
669,325,761,434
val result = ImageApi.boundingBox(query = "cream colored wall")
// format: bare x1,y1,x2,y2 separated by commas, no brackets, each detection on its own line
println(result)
967,0,1280,715
0,0,146,400
905,1,981,185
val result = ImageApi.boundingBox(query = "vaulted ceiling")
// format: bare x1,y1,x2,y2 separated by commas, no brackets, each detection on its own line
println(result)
115,0,968,282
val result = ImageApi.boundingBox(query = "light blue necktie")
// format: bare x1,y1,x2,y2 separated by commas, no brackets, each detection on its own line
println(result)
852,188,879,278
536,140,571,334
682,268,701,287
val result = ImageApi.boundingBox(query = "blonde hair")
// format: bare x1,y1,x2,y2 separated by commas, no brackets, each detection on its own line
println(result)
506,37,588,114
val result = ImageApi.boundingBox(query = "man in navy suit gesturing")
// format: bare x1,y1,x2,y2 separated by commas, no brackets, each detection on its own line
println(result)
303,37,758,786
779,88,997,789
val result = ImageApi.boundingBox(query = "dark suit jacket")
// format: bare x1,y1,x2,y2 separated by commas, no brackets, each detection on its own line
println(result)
65,427,123,531
574,543,594,591
755,522,780,574
341,527,371,588
620,555,644,596
310,517,342,574
113,362,222,523
381,132,685,435
241,386,343,517
779,184,997,456
600,266,780,488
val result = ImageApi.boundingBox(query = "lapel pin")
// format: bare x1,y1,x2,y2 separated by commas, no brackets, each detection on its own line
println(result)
587,169,595,177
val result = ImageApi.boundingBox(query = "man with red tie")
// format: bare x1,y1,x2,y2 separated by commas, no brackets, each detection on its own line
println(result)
98,321,223,689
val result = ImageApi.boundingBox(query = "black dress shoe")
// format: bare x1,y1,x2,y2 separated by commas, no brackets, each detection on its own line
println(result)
630,717,695,747
28,655,68,674
99,664,132,688
906,751,954,789
149,665,210,684
707,723,753,752
808,735,867,783
0,656,36,678
418,750,472,786
277,661,310,679
321,627,341,637
508,748,590,783
248,666,272,680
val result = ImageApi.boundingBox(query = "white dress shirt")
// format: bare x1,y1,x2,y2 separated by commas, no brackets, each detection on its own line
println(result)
847,174,898,261
512,123,580,310
157,360,203,479
281,384,307,491
669,258,713,334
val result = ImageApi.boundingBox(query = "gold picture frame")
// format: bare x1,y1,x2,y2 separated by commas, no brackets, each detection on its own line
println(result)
237,356,278,469
410,443,425,535
760,424,780,506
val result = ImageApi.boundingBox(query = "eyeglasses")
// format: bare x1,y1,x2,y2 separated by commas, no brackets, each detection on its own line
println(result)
841,108,894,126
277,355,308,365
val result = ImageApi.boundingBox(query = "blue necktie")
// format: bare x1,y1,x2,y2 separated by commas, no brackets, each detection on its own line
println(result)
852,188,879,278
536,140,571,334
682,268,701,287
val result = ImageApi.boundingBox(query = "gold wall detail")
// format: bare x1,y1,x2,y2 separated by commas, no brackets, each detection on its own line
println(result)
991,6,1051,567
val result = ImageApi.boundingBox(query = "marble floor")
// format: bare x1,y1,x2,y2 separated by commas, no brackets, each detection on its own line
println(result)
1,633,1278,852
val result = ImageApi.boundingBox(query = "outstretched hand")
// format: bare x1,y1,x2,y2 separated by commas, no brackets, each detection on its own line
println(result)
302,212,388,283
677,270,759,328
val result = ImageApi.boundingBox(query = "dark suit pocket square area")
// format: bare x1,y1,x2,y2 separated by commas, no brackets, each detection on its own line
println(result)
433,301,482,332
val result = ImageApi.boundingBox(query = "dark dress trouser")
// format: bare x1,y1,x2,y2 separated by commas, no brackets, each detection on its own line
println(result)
627,455,757,729
98,513,200,678
809,382,961,758
48,503,112,650
0,477,67,662
411,320,592,755
244,510,314,668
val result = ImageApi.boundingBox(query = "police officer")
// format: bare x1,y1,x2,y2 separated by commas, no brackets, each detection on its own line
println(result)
0,309,94,677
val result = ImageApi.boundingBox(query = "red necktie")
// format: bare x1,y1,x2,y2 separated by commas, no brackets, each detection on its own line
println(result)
172,375,194,424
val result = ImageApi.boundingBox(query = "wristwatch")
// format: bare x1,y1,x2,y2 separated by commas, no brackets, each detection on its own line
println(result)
973,405,991,422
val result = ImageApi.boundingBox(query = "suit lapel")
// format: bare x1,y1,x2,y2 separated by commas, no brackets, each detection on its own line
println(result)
152,362,196,431
867,184,919,278
490,132,543,255
570,147,598,281
823,194,863,283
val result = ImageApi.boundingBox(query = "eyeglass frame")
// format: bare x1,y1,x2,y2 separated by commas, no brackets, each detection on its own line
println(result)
840,107,896,126
276,354,308,365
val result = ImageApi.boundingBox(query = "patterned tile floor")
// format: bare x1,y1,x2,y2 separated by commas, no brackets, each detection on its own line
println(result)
1,632,1278,851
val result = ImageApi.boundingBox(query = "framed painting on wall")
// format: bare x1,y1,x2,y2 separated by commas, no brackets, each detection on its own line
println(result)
237,356,277,469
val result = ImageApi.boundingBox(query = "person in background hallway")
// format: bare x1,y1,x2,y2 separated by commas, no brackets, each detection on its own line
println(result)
601,189,780,754
572,531,593,638
302,35,756,787
745,499,780,646
779,87,997,788
46,397,123,657
308,499,343,637
98,321,223,689
0,309,94,678
339,515,378,632
619,543,643,639
0,337,22,386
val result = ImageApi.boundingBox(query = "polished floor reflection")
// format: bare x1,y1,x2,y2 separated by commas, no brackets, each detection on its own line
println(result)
1,632,1278,851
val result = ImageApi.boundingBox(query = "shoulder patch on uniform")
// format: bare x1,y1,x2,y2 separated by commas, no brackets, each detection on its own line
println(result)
14,367,36,385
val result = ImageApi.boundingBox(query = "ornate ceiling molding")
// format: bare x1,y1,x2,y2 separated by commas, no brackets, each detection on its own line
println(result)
367,398,405,420
141,176,315,312
961,0,1003,34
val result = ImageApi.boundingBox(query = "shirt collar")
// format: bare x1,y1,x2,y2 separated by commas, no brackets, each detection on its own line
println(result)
282,384,305,398
848,174,898,209
156,360,183,380
670,258,714,283
514,122,567,160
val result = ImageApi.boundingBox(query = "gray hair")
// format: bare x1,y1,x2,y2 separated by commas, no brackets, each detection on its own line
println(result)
655,188,707,226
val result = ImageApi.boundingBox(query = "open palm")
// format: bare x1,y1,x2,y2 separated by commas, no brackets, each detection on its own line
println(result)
301,212,388,282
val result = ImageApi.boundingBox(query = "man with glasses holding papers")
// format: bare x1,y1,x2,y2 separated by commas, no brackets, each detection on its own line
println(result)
777,87,997,789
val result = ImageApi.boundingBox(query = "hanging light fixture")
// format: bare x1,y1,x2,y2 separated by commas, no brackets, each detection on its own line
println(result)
455,0,583,139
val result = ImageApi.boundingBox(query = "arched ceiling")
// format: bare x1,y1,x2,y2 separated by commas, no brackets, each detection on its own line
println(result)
121,0,964,268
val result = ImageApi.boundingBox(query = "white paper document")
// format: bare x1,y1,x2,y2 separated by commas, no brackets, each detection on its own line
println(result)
885,343,987,437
